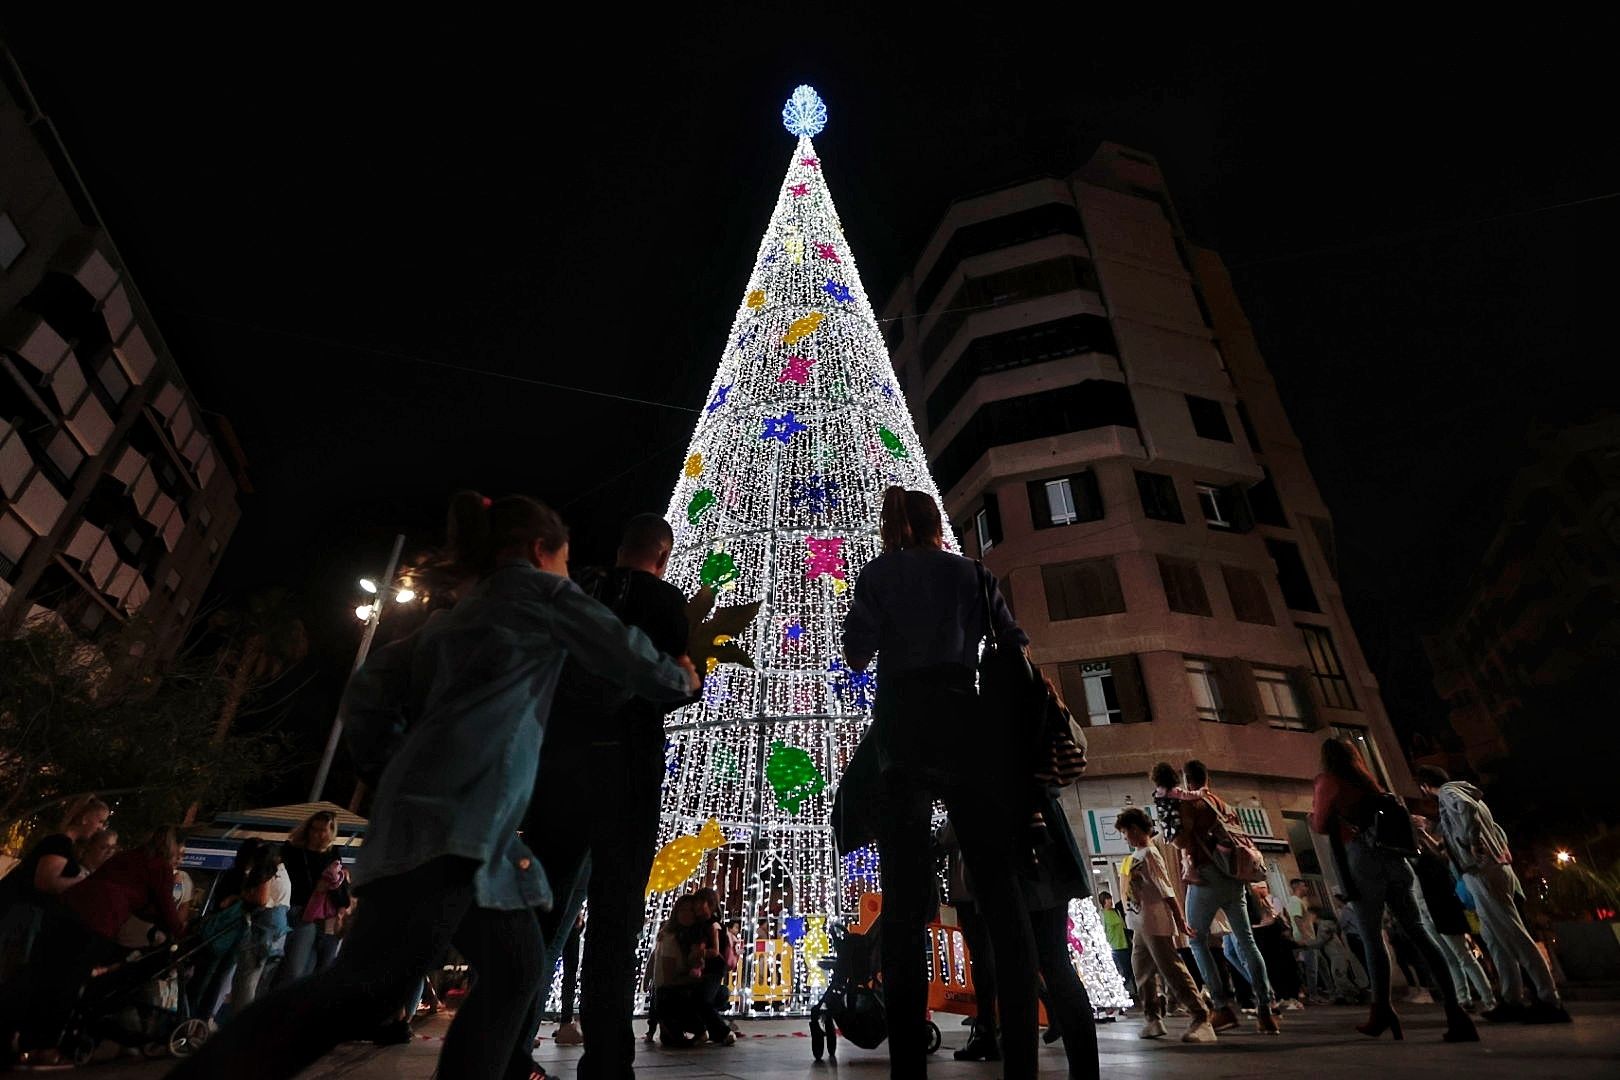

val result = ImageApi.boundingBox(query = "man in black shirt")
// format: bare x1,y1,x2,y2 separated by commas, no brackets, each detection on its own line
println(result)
519,514,694,1080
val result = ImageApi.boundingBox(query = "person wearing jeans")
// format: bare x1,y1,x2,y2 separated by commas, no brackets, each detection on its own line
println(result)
1416,766,1568,1024
1174,761,1279,1035
171,493,699,1080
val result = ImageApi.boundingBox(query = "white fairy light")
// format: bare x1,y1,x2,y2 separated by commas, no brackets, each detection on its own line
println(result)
637,87,956,1013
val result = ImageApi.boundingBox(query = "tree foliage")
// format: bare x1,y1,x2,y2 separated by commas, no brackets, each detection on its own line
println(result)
0,616,287,847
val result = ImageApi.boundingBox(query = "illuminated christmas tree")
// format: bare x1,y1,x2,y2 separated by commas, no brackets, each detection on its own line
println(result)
642,86,949,1010
1068,898,1133,1011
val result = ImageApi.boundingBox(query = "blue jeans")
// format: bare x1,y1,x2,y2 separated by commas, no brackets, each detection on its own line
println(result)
276,919,320,988
1345,837,1458,1009
1185,872,1272,1010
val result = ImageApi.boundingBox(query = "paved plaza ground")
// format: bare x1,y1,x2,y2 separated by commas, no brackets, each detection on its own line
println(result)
92,1001,1620,1079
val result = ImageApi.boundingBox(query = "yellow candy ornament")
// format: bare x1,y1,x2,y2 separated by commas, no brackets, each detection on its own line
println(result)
646,817,727,896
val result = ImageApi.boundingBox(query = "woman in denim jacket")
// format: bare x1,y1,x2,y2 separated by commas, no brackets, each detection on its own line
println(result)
176,492,699,1080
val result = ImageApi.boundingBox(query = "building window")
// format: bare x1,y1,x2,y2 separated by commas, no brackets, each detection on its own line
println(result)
1135,470,1184,523
198,506,214,531
1222,565,1274,625
1186,658,1226,722
974,493,1001,553
1235,400,1262,452
1331,724,1390,789
1265,538,1320,612
1042,557,1126,620
0,212,25,272
1255,667,1306,730
1196,483,1251,531
915,202,1088,314
1248,467,1288,527
920,255,1101,372
1301,624,1356,709
1158,557,1211,616
1054,655,1151,726
1303,514,1338,578
1185,395,1233,442
1029,471,1103,528
925,313,1117,429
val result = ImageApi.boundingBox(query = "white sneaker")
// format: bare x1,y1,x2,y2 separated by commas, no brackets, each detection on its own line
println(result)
554,1021,584,1045
1406,988,1434,1005
1182,1019,1217,1044
1139,1018,1168,1039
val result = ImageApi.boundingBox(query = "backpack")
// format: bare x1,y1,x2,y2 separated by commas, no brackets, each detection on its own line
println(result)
1365,792,1420,858
1194,793,1267,884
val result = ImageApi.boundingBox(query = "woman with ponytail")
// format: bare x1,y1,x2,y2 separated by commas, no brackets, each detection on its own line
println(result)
177,492,699,1080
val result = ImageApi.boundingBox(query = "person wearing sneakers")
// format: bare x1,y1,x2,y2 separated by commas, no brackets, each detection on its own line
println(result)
1115,809,1215,1044
1174,760,1282,1036
1415,766,1570,1025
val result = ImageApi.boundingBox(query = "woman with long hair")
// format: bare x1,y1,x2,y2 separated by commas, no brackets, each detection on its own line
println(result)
1309,737,1479,1043
272,810,343,987
0,796,109,986
0,828,184,1069
175,492,699,1080
843,487,1042,1080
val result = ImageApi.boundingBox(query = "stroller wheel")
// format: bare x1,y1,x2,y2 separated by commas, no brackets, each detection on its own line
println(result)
169,1018,211,1057
66,1031,98,1066
924,1020,941,1055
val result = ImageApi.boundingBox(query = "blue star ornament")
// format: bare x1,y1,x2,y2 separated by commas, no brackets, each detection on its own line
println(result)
823,280,853,304
706,384,733,414
782,85,828,137
761,410,807,444
828,658,876,711
789,473,841,514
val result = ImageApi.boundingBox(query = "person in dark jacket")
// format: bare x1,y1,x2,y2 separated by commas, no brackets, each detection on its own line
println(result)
0,828,185,1070
518,512,703,1078
172,492,699,1080
842,487,1038,1080
0,795,109,982
1412,819,1494,1011
273,810,345,988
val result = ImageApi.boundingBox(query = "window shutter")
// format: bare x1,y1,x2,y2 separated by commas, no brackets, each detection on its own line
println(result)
1216,658,1259,724
1289,668,1321,730
983,491,1003,546
1026,480,1053,529
1056,662,1087,718
1073,470,1104,522
1111,654,1152,724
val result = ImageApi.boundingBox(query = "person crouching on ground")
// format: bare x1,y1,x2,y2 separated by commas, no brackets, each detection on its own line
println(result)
170,492,699,1080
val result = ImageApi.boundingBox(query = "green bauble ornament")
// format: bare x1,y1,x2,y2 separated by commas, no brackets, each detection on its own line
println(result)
765,740,826,813
687,488,717,525
700,550,740,589
879,427,909,459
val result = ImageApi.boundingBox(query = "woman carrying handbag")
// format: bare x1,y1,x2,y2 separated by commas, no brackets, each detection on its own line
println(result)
841,487,1041,1080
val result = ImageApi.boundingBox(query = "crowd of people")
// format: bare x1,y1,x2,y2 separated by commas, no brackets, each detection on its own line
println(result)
0,484,1576,1079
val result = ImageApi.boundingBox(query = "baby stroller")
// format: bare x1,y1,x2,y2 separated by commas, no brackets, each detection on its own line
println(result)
53,923,233,1066
808,914,941,1061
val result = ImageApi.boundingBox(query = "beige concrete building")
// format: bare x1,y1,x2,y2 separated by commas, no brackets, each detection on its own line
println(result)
882,142,1408,902
0,46,242,658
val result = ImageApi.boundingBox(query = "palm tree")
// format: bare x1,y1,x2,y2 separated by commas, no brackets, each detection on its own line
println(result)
181,589,309,824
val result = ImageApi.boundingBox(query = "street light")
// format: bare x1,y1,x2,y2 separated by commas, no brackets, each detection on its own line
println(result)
311,534,406,803
1555,849,1576,867
395,587,416,604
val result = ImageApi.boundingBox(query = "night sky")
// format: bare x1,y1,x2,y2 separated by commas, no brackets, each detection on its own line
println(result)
4,13,1616,798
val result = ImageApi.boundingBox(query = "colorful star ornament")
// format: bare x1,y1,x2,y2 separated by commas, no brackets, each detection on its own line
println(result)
789,182,809,198
799,156,820,169
814,242,839,262
713,747,741,780
686,488,717,525
789,473,840,515
663,738,680,782
684,453,704,478
805,536,847,582
828,658,876,710
646,817,727,896
761,410,807,444
699,550,740,589
878,426,910,459
706,384,732,414
783,312,825,345
823,280,853,304
765,741,827,813
779,354,815,385
782,619,805,648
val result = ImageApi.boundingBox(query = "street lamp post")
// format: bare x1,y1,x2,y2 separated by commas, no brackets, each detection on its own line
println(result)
309,533,405,804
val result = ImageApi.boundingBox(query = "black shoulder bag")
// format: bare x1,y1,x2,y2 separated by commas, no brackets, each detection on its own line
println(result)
975,562,1046,782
